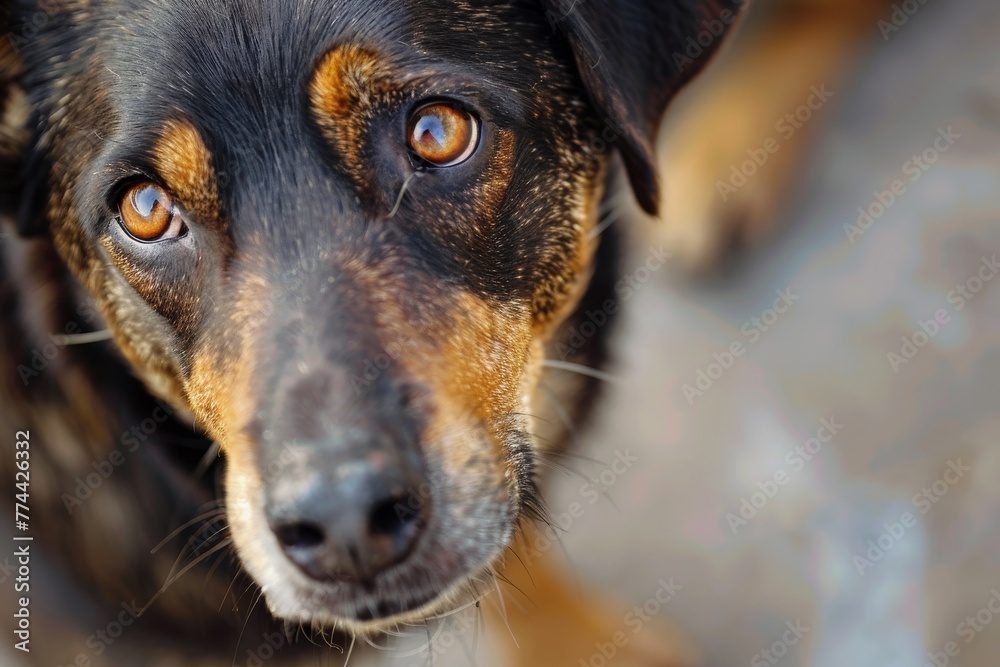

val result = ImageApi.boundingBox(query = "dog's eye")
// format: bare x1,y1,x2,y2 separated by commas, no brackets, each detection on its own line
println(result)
407,102,479,167
119,183,183,242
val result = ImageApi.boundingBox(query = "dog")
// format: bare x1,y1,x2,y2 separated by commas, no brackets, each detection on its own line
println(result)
0,1,744,665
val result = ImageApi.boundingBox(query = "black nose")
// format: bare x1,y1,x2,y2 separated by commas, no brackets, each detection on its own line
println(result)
267,450,428,584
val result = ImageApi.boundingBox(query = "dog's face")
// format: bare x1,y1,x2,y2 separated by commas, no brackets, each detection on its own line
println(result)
5,0,738,634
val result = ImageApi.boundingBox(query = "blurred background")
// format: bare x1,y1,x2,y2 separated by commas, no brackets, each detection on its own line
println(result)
389,0,1000,664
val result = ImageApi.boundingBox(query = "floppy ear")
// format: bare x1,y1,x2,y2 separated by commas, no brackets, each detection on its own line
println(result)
543,0,744,215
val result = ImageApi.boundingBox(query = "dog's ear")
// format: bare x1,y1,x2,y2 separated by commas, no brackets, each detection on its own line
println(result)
543,0,744,215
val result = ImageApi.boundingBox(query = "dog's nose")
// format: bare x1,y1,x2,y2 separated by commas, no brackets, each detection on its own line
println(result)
266,451,428,584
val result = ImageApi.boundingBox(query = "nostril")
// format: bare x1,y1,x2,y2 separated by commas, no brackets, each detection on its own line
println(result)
368,496,408,536
366,494,424,572
273,521,325,550
368,495,424,544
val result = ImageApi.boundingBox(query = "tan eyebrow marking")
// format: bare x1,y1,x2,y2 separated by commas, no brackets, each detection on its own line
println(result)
153,119,221,226
309,44,401,185
311,44,396,118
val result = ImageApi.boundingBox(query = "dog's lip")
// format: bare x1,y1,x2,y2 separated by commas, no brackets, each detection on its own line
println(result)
348,587,440,622
269,588,457,638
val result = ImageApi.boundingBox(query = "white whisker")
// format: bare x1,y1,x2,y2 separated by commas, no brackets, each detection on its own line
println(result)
538,383,577,435
491,571,519,649
388,170,424,218
542,359,621,385
343,633,357,667
51,329,113,345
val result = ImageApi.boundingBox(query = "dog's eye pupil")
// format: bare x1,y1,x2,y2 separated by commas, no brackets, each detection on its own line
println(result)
120,183,175,241
407,103,479,167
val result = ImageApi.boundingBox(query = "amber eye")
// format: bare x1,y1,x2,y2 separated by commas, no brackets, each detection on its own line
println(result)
407,102,480,167
119,183,181,242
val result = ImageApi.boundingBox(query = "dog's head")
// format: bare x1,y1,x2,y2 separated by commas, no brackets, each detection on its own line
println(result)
3,0,739,632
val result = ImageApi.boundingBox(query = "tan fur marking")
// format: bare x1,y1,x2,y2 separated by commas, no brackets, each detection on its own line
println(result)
311,44,393,118
153,119,221,225
184,272,273,449
310,45,401,182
